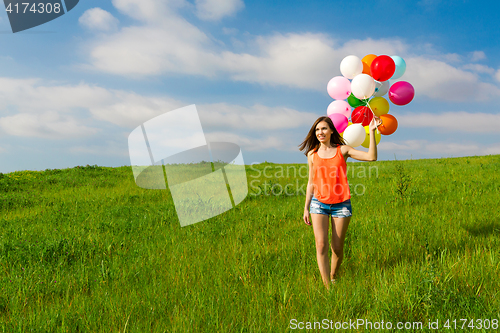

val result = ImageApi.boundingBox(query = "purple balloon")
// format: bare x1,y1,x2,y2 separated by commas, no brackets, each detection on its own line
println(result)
328,113,348,133
389,81,414,106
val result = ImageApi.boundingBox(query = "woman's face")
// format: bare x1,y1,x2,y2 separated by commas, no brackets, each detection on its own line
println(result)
315,121,333,144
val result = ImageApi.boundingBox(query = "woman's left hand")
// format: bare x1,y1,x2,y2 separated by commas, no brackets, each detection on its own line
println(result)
369,116,382,132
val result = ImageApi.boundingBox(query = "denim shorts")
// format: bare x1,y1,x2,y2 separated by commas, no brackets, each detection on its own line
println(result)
310,195,352,217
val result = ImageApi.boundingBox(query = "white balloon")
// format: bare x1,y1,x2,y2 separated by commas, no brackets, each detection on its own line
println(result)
373,80,390,97
351,74,375,99
342,123,366,147
340,55,363,79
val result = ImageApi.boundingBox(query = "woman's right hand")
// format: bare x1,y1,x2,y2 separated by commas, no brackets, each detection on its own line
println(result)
303,209,311,226
369,116,382,132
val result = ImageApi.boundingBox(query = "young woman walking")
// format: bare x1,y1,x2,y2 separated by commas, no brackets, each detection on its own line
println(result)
299,116,381,289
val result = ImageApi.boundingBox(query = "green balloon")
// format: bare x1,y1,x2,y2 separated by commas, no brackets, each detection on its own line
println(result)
347,93,369,108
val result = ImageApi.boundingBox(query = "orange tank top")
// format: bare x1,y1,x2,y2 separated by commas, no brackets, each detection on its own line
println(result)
312,145,351,204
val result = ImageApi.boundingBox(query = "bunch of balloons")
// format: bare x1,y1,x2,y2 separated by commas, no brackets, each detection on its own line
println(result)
326,54,414,148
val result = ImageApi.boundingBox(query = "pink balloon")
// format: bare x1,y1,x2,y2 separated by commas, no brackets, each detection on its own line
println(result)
327,76,351,100
328,113,348,133
389,81,415,106
327,100,351,118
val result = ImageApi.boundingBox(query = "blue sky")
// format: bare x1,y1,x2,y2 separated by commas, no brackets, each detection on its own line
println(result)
1,0,500,173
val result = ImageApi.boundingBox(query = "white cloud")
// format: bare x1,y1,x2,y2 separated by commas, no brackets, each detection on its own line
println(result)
0,77,183,138
90,99,319,150
89,92,184,128
79,8,119,31
69,140,129,156
378,140,425,152
440,53,461,63
0,78,114,112
379,140,500,158
82,1,399,88
197,103,318,131
204,131,285,151
77,1,500,103
0,112,100,139
221,33,339,89
84,21,217,77
495,69,500,82
403,57,500,101
195,0,244,21
482,144,500,155
111,0,185,23
222,27,238,35
198,103,317,152
397,111,500,133
0,77,315,154
340,38,407,56
220,36,406,89
82,23,406,91
424,142,481,155
461,64,495,75
0,78,113,140
471,51,486,62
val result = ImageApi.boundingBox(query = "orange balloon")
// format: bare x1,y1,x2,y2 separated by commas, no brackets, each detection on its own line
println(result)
362,54,377,75
378,114,398,135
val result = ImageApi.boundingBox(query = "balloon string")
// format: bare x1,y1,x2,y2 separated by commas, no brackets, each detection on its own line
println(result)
363,95,380,134
363,96,374,115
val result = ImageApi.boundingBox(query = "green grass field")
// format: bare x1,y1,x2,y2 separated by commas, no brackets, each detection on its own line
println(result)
1,155,499,332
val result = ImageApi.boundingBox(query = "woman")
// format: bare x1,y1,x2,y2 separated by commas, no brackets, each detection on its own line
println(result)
298,115,381,289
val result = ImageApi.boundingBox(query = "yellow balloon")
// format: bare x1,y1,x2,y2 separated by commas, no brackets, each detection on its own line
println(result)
368,97,390,117
361,125,381,148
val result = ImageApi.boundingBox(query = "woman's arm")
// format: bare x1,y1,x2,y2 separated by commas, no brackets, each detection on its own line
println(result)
345,117,381,162
303,151,314,225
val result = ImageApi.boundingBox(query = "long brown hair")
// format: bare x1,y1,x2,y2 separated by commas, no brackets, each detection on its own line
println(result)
298,116,346,156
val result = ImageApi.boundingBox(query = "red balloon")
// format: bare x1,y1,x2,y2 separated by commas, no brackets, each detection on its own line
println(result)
351,106,374,127
370,55,396,82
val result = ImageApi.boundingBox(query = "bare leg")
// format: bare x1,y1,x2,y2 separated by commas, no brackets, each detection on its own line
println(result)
311,213,331,289
330,216,351,280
